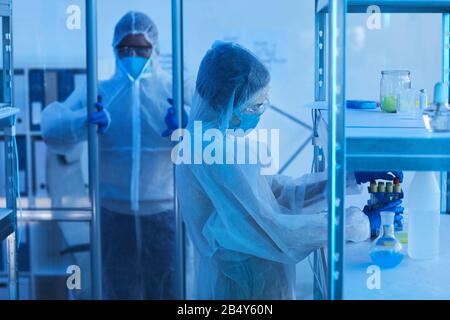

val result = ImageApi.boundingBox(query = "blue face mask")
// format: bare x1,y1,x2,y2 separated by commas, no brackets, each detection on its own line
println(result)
120,56,150,80
230,108,261,132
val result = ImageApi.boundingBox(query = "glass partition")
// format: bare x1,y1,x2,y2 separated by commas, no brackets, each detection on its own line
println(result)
96,0,174,300
183,0,322,300
3,0,448,301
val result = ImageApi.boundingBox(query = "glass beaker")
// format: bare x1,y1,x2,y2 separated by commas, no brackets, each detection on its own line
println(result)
397,88,417,115
380,70,411,113
369,211,404,268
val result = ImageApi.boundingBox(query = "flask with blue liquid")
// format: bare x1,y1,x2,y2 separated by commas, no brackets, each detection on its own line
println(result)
370,211,404,268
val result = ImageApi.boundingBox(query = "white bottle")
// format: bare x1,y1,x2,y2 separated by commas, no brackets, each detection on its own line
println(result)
407,172,440,260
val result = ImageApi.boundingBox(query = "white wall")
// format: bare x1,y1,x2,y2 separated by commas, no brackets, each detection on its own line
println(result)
11,0,442,177
12,0,172,74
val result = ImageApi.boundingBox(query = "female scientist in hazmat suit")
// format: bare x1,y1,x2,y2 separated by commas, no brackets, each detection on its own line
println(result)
175,42,375,300
41,12,191,299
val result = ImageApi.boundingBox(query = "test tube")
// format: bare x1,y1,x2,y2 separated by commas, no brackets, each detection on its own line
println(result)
394,178,402,193
386,182,393,193
378,182,385,193
369,181,377,205
370,181,378,193
419,89,428,111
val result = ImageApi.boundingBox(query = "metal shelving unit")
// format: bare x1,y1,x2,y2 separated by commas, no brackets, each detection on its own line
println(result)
0,0,17,300
315,0,450,300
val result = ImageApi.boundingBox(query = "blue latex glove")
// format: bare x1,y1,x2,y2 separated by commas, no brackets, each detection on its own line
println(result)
162,98,189,137
363,200,404,237
355,171,403,184
89,97,111,134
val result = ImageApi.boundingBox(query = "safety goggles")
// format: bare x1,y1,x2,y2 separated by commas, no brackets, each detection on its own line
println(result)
241,98,271,115
116,45,153,58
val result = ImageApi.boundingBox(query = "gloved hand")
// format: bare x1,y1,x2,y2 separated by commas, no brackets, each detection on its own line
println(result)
162,98,189,137
363,200,404,237
89,97,111,134
355,171,403,184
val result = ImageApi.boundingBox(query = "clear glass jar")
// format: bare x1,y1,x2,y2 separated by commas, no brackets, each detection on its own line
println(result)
369,211,404,268
380,70,411,113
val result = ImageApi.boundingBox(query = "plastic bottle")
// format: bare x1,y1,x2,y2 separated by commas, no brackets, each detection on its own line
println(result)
407,172,440,260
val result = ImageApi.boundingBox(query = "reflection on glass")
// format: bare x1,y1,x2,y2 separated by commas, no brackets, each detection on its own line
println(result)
94,2,177,300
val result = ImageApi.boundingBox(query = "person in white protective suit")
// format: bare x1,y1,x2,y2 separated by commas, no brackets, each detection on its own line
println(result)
41,11,191,299
175,41,378,300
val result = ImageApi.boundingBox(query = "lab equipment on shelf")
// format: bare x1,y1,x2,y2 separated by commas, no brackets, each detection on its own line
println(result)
397,88,417,115
407,172,440,260
367,178,404,234
423,82,450,132
380,70,411,113
369,211,405,269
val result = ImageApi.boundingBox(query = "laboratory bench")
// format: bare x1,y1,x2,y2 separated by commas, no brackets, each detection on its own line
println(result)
306,101,450,299
345,109,450,172
344,214,450,299
305,103,450,172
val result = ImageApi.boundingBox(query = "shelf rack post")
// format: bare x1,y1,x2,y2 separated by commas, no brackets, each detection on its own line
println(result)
327,0,347,300
312,0,328,300
1,0,18,300
315,2,327,102
86,0,103,300
172,0,186,300
442,13,450,214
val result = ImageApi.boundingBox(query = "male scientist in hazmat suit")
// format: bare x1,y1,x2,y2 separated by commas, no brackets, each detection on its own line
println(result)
41,11,191,299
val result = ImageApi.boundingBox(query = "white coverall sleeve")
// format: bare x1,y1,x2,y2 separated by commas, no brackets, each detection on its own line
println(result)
41,85,89,155
267,171,362,214
195,164,367,265
267,172,369,243
195,164,329,264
